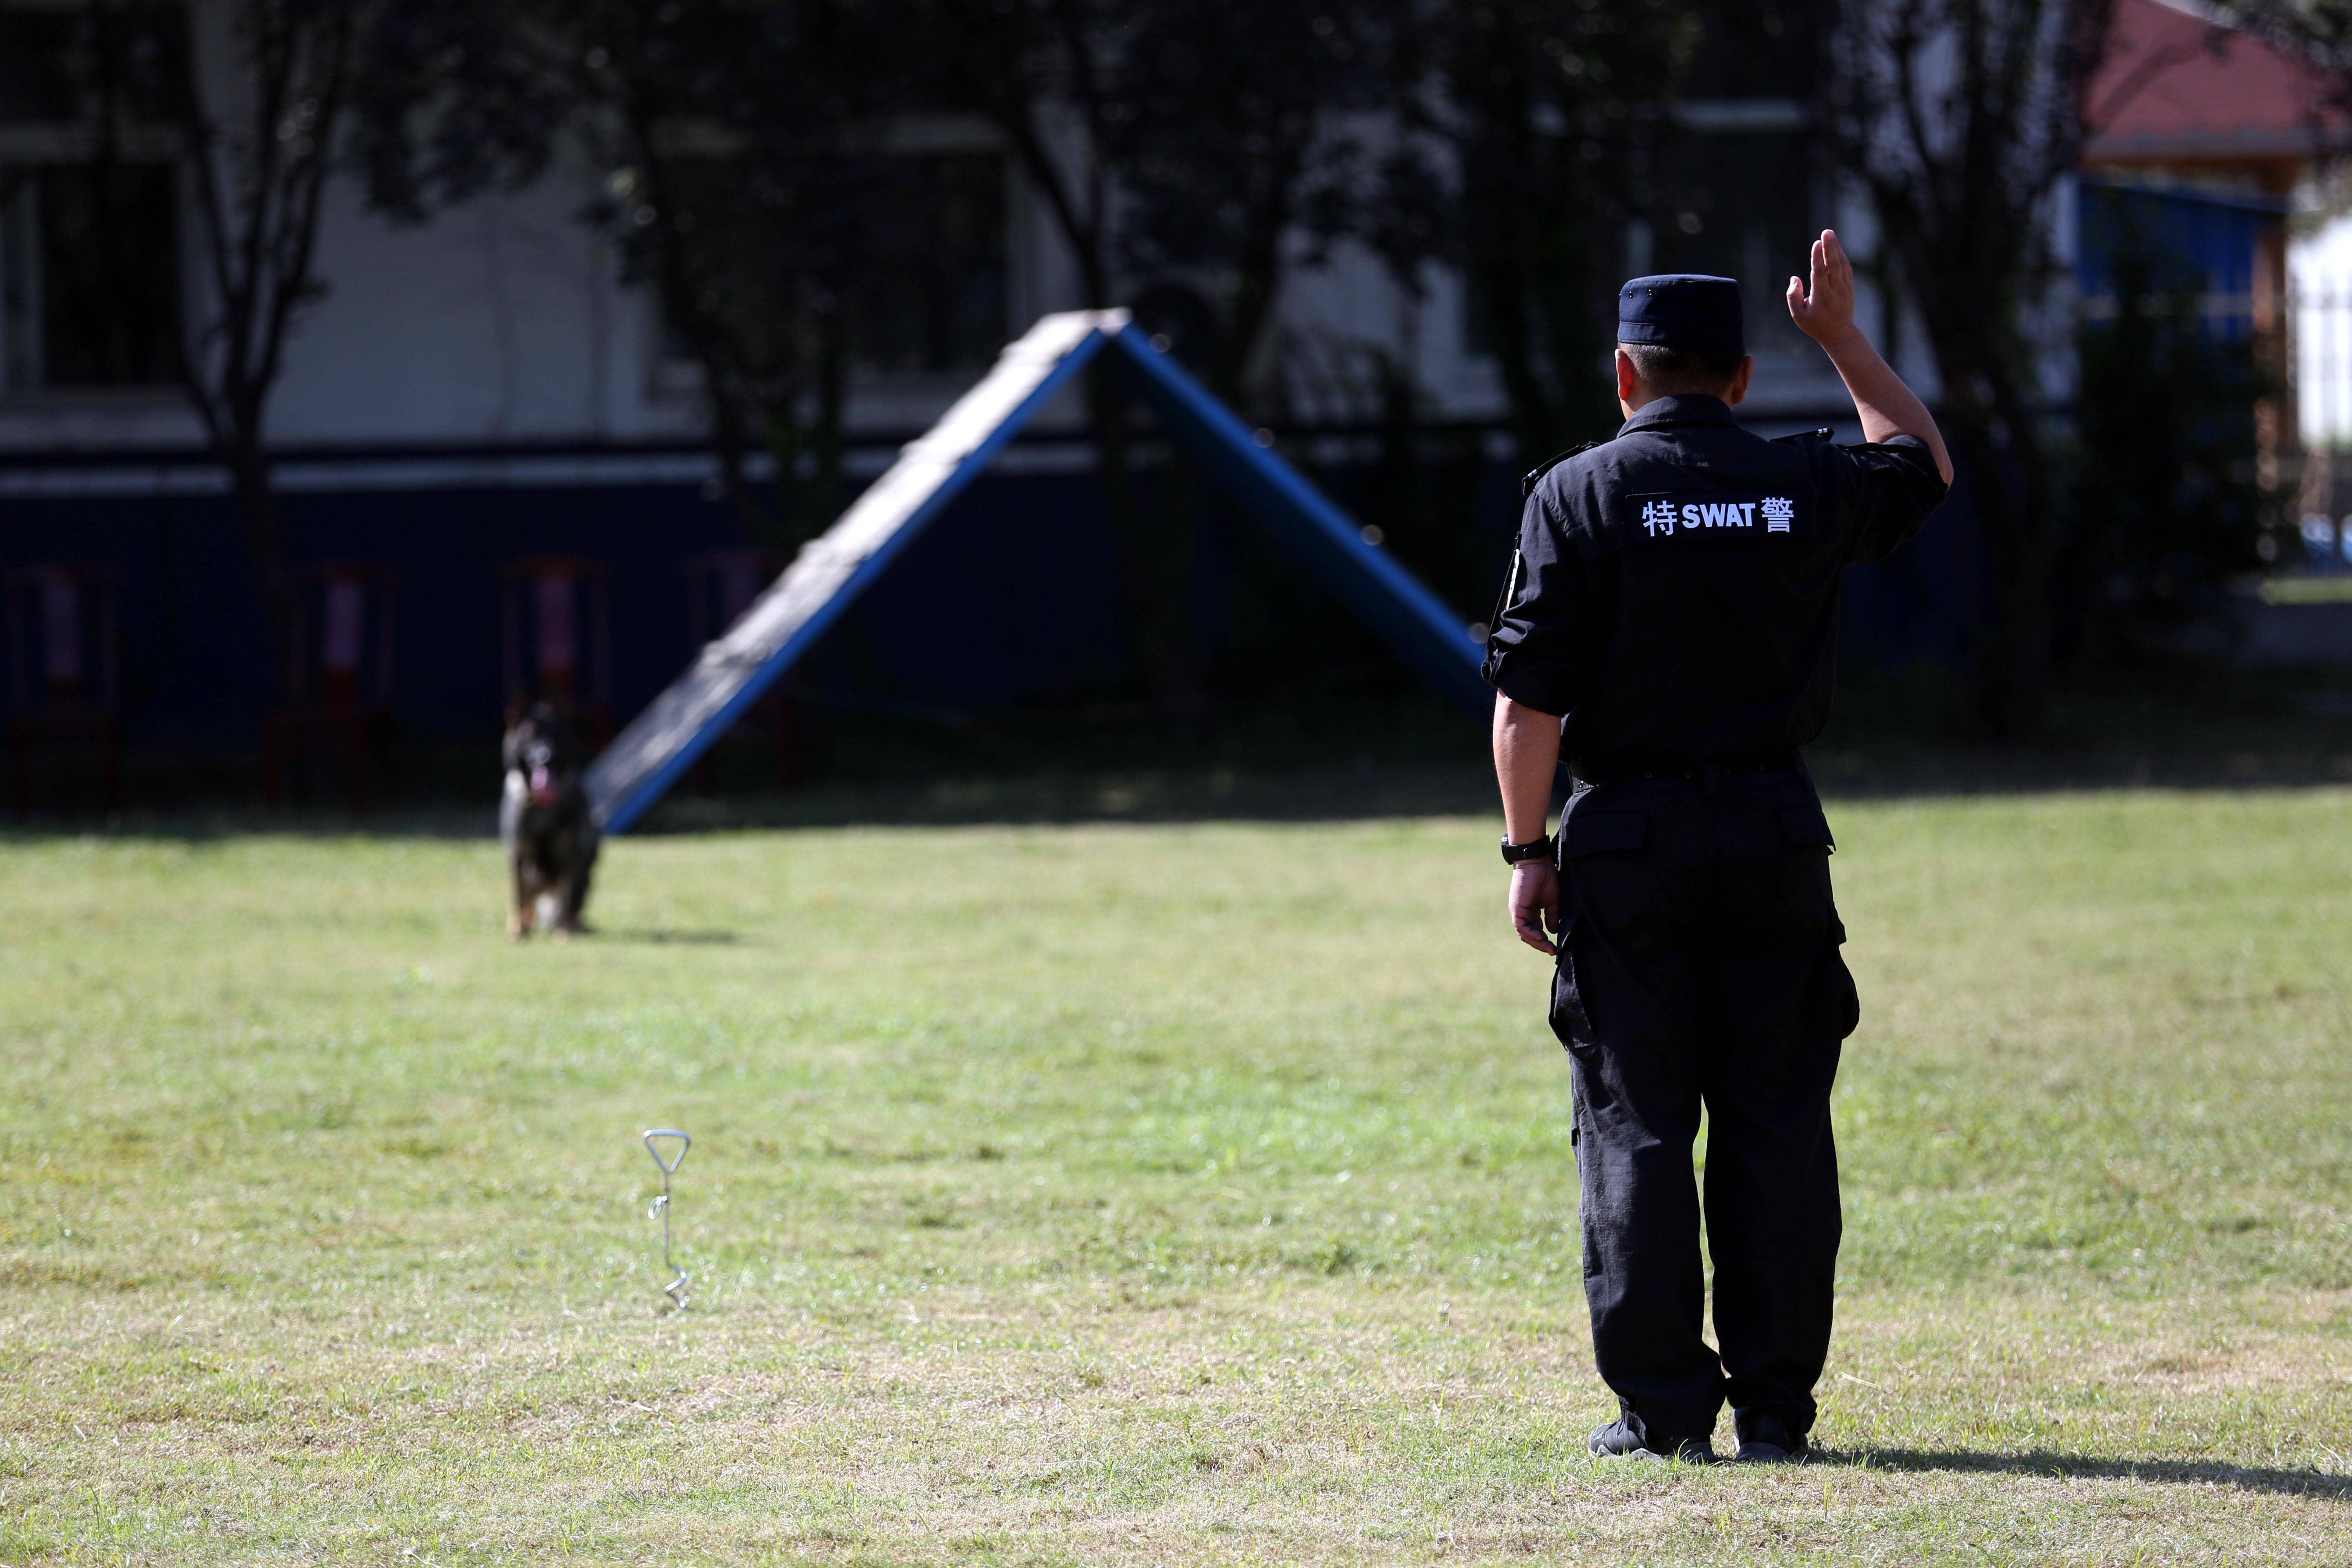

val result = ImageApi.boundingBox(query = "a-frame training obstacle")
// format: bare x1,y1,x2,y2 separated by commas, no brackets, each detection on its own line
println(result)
584,308,1491,833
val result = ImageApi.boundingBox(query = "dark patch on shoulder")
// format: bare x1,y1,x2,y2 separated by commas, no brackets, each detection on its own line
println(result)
1521,440,1608,499
1771,427,1835,445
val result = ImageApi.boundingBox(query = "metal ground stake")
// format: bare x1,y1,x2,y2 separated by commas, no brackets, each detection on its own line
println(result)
643,1128,692,1311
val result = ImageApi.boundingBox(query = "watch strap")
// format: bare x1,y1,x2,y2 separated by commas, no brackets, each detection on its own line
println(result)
1500,833,1555,865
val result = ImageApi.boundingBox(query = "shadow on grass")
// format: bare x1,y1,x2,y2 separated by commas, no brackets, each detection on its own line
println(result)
594,927,742,945
1837,1447,2352,1499
0,760,1508,840
505,748,2352,833
11,661,2352,838
11,748,2352,842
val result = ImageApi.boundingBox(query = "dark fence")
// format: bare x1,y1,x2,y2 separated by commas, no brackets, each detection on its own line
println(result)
0,428,1989,755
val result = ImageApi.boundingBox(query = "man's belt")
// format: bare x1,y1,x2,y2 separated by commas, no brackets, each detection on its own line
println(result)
1572,748,1801,785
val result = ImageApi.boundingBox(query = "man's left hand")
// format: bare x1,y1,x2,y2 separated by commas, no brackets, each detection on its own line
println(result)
1786,228,1859,348
1509,862,1564,956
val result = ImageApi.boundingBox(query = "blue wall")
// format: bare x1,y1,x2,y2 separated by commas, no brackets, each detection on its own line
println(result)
1,439,1989,747
2076,179,2282,339
0,468,1154,744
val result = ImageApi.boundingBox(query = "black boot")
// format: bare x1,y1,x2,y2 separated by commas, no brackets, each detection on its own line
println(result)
1731,1408,1810,1463
1588,1415,1716,1464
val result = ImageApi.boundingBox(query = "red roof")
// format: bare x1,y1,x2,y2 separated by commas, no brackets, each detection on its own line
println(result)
2085,0,2344,166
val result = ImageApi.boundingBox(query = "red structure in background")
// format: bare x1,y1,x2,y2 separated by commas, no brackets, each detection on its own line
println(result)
6,564,122,817
500,557,612,744
262,563,398,811
2086,0,2343,197
682,547,798,791
2083,0,2352,501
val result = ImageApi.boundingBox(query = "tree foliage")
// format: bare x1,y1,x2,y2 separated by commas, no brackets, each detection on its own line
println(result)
2213,0,2352,109
1401,0,1706,460
1829,0,2115,733
1097,1,1398,402
2067,201,2270,661
20,0,380,655
50,0,2141,718
357,0,937,550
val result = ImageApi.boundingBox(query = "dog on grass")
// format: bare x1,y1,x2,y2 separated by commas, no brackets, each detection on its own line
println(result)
500,702,599,939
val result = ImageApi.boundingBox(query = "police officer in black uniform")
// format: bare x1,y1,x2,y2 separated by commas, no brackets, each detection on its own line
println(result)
1484,231,1951,1464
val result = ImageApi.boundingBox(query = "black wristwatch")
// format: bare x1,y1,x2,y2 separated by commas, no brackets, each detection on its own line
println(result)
1500,833,1555,866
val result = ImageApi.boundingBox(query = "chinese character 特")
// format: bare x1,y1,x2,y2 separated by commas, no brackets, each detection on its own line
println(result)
1761,497,1795,533
1639,500,1677,537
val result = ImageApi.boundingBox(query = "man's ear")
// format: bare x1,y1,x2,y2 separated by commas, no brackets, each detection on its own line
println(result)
1614,348,1638,404
1724,355,1756,408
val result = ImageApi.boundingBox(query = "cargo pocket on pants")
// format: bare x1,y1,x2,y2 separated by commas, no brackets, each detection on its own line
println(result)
1776,800,1836,853
1550,806,1645,1055
1816,931,1862,1041
1548,906,1594,1053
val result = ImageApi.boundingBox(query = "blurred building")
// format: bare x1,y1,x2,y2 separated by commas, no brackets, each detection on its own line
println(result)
2076,0,2345,509
0,0,2336,760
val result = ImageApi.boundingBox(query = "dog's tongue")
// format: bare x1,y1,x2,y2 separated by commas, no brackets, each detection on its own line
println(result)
530,764,556,806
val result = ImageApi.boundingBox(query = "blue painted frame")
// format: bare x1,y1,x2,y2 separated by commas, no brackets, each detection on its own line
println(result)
1101,321,1492,717
597,332,1115,832
600,318,1488,834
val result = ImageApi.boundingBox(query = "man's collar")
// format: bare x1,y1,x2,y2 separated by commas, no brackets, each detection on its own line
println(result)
1618,394,1739,434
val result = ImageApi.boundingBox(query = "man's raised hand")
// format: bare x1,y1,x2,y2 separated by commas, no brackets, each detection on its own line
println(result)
1786,229,1858,347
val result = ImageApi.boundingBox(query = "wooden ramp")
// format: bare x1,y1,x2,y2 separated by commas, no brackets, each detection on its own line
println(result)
586,309,1488,833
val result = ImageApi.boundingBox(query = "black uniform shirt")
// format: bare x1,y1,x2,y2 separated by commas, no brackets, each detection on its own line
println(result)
1481,394,1949,761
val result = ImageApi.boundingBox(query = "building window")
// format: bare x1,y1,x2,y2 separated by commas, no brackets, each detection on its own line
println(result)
1,163,184,390
653,149,1008,387
1454,111,1819,367
1646,116,1817,359
0,6,190,128
0,4,191,393
851,151,1007,376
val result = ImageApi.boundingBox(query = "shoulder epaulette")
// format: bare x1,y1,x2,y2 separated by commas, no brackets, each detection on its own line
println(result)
1771,426,1836,444
1521,440,1606,499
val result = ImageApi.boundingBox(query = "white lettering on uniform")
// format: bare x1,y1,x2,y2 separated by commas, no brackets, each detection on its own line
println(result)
1630,497,1789,537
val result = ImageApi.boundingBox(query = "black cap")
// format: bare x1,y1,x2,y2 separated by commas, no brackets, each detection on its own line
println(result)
1617,274,1745,356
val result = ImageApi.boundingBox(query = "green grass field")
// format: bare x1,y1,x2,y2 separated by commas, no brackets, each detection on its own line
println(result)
3,786,2350,1564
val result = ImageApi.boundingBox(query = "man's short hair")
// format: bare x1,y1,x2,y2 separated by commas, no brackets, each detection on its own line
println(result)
1619,342,1745,394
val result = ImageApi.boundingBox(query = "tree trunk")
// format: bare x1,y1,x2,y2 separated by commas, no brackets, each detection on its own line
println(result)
1479,241,1560,463
223,437,294,690
1834,0,2115,739
1920,316,2056,736
1087,359,1196,713
704,366,778,547
990,100,1198,719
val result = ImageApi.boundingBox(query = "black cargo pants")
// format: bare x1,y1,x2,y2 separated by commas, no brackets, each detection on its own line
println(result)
1550,762,1858,1450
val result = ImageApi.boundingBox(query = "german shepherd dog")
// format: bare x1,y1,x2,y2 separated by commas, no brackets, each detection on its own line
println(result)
501,702,599,938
